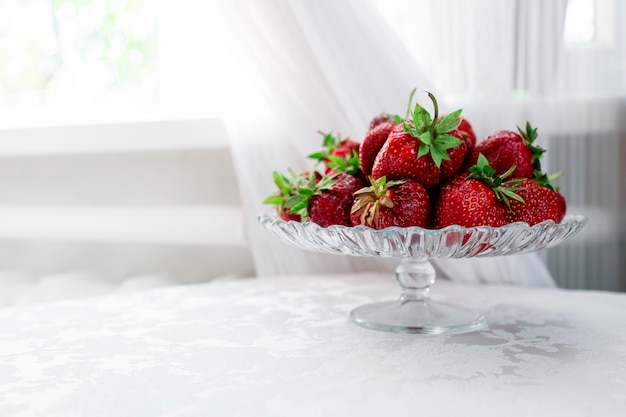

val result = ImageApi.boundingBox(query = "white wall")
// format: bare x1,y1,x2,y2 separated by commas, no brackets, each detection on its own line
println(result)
0,118,255,306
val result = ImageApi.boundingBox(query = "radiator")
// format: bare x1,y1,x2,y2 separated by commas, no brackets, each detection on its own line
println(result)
544,131,625,291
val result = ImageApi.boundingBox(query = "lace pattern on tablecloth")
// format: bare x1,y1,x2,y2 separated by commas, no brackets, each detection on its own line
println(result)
0,274,624,417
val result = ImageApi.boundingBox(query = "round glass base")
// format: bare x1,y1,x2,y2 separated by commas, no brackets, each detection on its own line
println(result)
258,213,588,335
350,298,485,335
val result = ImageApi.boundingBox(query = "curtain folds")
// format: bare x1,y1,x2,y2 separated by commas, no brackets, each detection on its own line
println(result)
208,0,604,287
213,0,429,278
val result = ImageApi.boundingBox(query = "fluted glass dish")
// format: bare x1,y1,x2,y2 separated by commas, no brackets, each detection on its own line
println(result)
257,213,588,334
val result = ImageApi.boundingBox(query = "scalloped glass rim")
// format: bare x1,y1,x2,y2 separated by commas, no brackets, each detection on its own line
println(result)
257,213,588,260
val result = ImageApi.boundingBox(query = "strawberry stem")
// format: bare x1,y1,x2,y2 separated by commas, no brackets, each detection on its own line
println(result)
404,88,417,120
403,91,464,168
427,92,439,124
351,176,406,228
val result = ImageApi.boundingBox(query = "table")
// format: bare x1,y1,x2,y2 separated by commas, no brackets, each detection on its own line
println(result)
0,273,625,417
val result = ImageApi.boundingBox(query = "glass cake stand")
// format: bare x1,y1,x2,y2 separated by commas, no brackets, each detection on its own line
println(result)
257,213,588,334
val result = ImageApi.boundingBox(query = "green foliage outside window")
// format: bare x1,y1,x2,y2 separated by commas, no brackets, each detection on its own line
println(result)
0,0,158,106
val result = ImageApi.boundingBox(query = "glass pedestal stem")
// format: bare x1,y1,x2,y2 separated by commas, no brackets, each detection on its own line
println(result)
396,258,435,302
349,258,485,334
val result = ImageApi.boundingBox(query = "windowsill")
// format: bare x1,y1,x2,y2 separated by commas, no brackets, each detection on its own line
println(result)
0,116,229,156
0,104,223,129
0,205,246,246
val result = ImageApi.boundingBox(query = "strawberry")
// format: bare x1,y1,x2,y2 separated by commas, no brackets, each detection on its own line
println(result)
465,122,544,179
309,174,365,227
433,154,524,228
359,119,396,176
506,175,566,225
368,113,393,131
263,170,321,221
325,150,363,178
264,169,365,227
372,122,466,188
350,176,430,229
308,131,361,175
439,136,468,182
457,117,476,157
371,91,466,188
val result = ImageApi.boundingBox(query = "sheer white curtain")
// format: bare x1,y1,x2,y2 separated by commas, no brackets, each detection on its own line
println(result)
207,0,559,286
371,0,625,290
372,0,568,133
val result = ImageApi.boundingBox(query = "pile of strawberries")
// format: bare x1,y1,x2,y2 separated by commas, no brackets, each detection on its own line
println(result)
264,90,566,230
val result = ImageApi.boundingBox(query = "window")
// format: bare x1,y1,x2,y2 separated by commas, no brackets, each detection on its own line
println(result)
564,0,595,44
0,0,231,129
0,0,161,127
563,0,616,48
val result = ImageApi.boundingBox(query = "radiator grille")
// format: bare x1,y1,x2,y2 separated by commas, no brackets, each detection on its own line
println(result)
544,132,624,291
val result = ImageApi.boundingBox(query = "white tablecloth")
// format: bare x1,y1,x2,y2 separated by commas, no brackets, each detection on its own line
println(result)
0,273,625,417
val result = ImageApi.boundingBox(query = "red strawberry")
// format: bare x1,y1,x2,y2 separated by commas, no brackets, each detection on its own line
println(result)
368,113,393,131
331,138,360,159
371,91,466,188
264,170,364,227
433,154,524,228
434,176,506,228
350,176,430,229
439,136,468,182
359,119,396,176
263,170,322,221
309,174,365,227
457,117,476,157
465,122,544,179
276,209,299,222
278,208,300,222
506,177,566,225
308,131,361,175
372,122,466,188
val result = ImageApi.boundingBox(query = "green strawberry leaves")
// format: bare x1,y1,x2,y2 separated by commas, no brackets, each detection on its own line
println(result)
533,169,563,192
307,131,340,162
325,149,361,175
469,154,526,210
411,99,432,131
518,122,546,171
272,170,292,194
351,176,406,227
263,170,338,221
307,131,361,175
401,89,464,168
517,122,565,193
438,109,463,132
468,153,496,178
